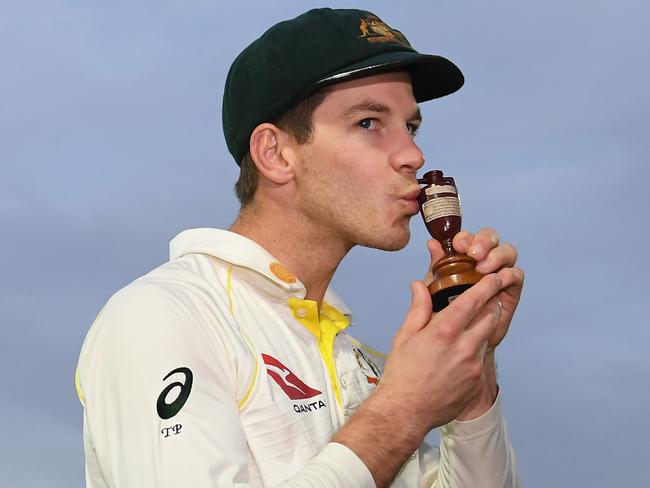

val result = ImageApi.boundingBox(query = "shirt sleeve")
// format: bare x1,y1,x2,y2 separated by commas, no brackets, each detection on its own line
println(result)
282,443,375,488
78,280,250,487
419,391,520,488
77,280,375,488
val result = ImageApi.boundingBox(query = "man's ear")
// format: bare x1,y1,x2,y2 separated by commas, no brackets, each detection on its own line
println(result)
249,123,295,185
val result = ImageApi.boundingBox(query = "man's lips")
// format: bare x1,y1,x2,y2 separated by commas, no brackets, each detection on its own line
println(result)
402,187,422,201
399,187,422,215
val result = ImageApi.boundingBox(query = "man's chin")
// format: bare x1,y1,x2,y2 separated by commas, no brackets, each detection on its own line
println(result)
361,229,411,252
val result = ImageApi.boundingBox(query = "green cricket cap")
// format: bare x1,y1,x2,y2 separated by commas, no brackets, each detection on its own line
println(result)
222,8,464,165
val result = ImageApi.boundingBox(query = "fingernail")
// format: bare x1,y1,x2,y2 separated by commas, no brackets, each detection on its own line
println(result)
495,300,502,321
469,246,478,257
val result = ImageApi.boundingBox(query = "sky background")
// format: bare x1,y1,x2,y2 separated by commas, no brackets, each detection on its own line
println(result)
2,0,649,486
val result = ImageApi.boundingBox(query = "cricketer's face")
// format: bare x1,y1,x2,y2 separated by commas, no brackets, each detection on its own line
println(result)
290,71,425,252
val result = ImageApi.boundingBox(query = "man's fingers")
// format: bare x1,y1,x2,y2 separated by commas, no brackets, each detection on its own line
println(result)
426,273,502,339
452,231,474,254
453,227,500,261
427,239,445,265
496,266,525,288
394,281,433,348
423,240,444,285
464,297,502,347
494,267,525,308
475,242,518,274
468,227,500,261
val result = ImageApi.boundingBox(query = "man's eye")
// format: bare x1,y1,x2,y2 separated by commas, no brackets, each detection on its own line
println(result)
358,118,376,130
406,123,419,137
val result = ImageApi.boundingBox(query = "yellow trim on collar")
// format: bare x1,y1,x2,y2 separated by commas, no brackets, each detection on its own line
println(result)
288,298,350,407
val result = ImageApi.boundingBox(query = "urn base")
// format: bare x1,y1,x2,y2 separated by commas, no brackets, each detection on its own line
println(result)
428,254,482,312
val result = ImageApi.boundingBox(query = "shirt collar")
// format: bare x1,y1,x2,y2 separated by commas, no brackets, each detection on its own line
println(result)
169,228,351,315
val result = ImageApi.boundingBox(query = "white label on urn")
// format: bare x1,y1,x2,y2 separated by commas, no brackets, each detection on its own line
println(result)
422,197,461,222
425,184,457,196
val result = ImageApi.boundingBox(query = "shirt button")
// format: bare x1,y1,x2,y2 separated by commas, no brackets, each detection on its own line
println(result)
295,308,307,318
340,377,347,388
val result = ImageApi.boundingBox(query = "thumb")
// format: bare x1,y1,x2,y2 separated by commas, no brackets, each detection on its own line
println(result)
427,239,446,266
393,281,433,348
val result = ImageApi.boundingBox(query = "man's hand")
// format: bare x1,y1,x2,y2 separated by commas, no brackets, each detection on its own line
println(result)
426,227,524,420
335,266,512,486
426,227,524,353
376,276,505,431
334,228,524,487
382,225,526,430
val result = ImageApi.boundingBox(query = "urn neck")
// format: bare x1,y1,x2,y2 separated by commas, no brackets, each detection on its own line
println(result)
441,238,454,255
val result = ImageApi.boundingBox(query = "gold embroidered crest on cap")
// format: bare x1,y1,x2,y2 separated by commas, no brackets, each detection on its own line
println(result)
359,15,410,47
269,262,297,284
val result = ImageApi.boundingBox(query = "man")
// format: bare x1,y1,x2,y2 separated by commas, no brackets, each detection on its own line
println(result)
76,8,524,487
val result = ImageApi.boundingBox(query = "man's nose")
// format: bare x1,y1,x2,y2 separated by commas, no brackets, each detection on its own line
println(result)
391,129,425,172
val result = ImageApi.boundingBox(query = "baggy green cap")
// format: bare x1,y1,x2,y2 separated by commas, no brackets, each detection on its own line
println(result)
222,8,464,165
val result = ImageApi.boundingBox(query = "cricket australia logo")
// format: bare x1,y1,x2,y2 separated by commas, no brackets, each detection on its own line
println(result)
352,346,381,385
359,15,410,48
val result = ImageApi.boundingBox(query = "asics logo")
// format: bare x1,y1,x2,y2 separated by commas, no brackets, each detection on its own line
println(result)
156,367,193,420
261,353,321,400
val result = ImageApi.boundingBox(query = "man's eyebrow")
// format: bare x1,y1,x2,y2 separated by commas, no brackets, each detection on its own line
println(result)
340,100,422,123
341,100,390,119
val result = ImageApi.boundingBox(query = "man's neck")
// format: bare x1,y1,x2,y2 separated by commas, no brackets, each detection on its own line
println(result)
230,200,351,308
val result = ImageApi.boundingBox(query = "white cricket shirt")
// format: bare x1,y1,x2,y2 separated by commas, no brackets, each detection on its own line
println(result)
76,228,518,487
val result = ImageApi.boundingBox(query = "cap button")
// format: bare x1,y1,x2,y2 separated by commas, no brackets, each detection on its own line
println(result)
269,261,297,284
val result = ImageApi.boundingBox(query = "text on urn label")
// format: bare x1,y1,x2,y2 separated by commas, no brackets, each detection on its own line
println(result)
422,197,461,222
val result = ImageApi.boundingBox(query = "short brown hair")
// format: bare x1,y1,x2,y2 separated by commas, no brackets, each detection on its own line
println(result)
235,90,327,207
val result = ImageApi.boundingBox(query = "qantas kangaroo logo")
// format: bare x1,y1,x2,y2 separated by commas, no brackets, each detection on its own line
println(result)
261,353,322,400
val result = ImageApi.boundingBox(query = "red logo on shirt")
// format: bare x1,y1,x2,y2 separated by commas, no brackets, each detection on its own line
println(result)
261,354,322,400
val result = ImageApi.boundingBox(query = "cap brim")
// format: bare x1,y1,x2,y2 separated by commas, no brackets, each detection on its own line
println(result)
311,51,464,102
